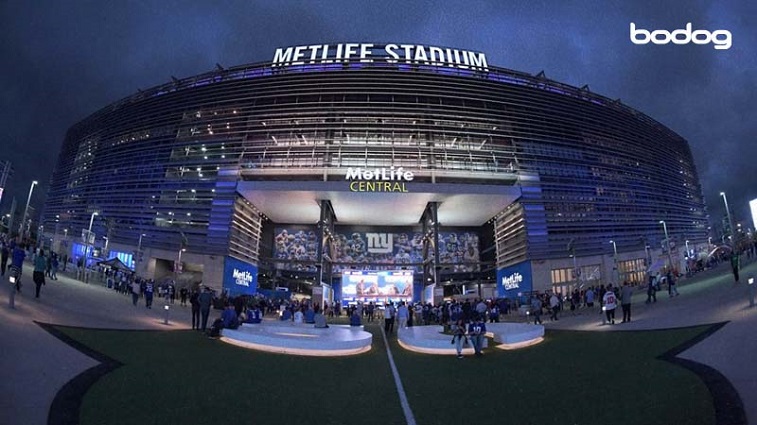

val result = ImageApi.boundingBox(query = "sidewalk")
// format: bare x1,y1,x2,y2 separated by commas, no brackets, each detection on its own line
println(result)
0,264,194,425
1,259,755,425
543,259,757,424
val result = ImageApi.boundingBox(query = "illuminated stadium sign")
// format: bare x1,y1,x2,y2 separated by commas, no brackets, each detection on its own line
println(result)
346,167,414,192
497,261,533,298
272,43,488,71
232,268,253,287
502,272,523,290
223,256,258,295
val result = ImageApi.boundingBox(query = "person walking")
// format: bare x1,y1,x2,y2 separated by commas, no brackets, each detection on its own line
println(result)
549,292,560,321
451,319,468,359
530,295,543,325
646,273,657,304
667,270,679,297
179,287,188,306
384,302,396,334
620,281,633,323
32,249,47,299
10,243,25,294
731,252,740,284
603,284,618,324
585,287,595,308
198,287,213,332
468,316,487,357
190,290,201,329
50,254,59,280
1,242,9,276
144,280,154,308
366,302,375,322
131,279,141,306
397,302,409,329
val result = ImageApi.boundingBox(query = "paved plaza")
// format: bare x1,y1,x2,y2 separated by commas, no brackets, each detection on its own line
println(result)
2,260,756,425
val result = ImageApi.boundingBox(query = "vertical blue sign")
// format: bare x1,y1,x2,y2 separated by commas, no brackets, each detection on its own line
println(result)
223,256,258,296
496,261,533,299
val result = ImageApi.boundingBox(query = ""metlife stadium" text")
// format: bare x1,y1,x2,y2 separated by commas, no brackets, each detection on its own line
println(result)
272,43,488,71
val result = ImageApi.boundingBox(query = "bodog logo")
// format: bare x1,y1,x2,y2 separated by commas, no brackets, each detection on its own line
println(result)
630,23,732,50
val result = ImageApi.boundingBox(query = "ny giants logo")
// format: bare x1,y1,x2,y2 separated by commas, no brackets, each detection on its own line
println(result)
630,23,732,50
366,233,393,254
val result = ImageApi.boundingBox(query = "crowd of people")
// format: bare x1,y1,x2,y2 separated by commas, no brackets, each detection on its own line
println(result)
6,230,756,355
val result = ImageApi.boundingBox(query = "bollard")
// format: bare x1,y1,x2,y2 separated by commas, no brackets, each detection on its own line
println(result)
749,278,755,308
8,276,16,309
164,304,170,325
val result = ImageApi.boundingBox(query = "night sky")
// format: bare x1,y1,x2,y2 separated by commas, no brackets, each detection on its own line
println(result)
1,0,755,231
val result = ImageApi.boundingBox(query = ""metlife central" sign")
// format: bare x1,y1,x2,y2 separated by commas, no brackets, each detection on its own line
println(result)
272,43,488,71
346,166,414,192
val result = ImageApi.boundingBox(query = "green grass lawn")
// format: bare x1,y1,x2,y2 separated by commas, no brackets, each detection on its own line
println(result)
56,324,716,425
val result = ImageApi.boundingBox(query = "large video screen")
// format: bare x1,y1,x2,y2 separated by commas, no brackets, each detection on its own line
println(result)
341,270,413,305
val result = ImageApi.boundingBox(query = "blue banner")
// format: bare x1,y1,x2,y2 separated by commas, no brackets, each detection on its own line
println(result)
223,256,258,296
496,261,533,299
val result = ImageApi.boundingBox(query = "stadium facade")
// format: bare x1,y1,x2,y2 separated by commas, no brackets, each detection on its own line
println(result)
42,43,708,302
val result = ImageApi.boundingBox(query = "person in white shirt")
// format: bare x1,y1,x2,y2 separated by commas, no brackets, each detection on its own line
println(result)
602,285,618,325
384,303,396,334
549,293,560,321
397,302,409,329
294,308,304,324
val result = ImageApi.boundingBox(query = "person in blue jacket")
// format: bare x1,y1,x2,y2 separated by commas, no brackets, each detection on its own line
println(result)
350,310,362,326
221,304,239,329
245,306,262,324
468,316,487,356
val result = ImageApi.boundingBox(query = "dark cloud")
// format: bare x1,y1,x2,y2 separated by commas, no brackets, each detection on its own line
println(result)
1,0,755,229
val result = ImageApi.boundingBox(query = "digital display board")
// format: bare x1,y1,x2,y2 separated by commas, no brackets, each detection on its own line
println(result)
340,270,413,306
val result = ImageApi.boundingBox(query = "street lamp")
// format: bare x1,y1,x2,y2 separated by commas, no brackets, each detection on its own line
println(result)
659,220,674,272
685,240,690,258
174,247,186,284
720,192,734,242
86,211,99,268
102,236,109,257
137,233,146,253
19,180,38,239
609,240,618,282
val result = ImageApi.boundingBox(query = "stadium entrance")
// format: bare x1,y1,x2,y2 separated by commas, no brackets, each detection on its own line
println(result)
231,176,522,305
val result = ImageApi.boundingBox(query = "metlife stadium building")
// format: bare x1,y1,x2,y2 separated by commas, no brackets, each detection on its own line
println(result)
42,43,708,302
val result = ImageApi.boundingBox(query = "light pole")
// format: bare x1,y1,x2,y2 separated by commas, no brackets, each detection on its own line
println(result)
136,233,146,269
685,240,690,257
720,192,734,243
102,236,109,258
660,220,674,273
175,247,186,284
609,240,618,282
85,212,99,278
19,180,38,239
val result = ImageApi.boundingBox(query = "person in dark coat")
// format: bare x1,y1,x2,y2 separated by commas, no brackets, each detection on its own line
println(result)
198,287,213,331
